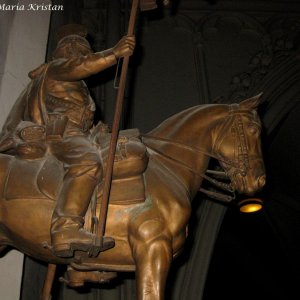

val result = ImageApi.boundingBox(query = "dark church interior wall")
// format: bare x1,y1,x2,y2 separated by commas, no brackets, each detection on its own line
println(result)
21,0,300,299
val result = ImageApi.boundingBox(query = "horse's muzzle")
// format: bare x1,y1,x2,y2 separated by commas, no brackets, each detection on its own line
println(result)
257,175,266,189
243,174,266,196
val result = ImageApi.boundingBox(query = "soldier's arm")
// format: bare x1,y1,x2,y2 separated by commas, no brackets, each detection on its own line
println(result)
48,36,135,81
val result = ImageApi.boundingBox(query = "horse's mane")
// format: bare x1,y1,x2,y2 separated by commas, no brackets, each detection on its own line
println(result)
146,103,230,138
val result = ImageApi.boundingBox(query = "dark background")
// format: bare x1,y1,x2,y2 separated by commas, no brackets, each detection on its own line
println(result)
21,1,300,299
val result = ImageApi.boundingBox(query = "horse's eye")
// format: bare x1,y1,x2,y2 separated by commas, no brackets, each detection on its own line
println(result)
248,124,259,134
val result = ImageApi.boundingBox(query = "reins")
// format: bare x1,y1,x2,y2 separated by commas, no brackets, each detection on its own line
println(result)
142,105,263,203
142,134,234,197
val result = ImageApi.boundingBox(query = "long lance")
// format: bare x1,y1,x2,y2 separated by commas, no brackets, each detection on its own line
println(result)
97,0,158,245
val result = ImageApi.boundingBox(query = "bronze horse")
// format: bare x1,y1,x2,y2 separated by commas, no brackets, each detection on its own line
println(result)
0,95,265,299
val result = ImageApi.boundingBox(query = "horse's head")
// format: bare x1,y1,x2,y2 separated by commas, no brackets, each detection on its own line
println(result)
212,94,266,195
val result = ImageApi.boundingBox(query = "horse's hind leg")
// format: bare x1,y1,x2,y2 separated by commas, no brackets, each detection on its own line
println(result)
129,219,172,300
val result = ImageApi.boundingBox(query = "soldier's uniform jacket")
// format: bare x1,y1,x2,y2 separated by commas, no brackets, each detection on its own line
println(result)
0,51,117,143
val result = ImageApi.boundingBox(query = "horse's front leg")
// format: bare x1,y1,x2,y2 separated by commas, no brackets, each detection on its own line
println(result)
129,219,172,300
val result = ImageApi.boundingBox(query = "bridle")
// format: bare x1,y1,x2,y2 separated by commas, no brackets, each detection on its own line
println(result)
212,104,261,178
142,104,262,202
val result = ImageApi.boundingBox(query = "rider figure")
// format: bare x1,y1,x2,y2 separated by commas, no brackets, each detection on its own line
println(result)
0,24,135,257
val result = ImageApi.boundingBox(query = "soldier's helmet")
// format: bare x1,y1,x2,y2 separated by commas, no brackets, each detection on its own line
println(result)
52,24,92,59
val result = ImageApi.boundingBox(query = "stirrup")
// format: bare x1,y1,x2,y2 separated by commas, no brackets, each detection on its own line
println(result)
46,236,115,258
88,236,115,257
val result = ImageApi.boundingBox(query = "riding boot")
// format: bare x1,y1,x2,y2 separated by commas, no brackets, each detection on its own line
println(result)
51,174,114,258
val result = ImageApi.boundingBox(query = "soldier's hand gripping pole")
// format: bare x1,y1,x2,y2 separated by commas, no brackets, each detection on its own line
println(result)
97,0,158,248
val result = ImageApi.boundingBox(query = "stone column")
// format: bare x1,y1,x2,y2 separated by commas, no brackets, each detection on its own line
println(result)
0,1,51,299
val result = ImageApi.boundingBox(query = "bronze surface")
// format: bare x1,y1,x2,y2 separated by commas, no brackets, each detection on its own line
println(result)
0,86,265,299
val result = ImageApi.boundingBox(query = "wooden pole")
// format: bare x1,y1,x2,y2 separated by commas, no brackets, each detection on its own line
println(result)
97,0,140,242
40,264,57,300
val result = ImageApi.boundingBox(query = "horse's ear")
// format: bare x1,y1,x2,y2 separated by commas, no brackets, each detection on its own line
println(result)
239,93,263,110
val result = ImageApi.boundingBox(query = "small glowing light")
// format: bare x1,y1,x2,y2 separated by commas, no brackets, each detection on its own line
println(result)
239,198,263,213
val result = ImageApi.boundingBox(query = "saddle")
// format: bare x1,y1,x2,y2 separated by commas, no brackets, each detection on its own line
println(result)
0,125,148,206
93,127,149,205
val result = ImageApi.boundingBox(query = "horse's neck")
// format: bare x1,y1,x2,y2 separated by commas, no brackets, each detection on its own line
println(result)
144,105,228,196
147,104,228,154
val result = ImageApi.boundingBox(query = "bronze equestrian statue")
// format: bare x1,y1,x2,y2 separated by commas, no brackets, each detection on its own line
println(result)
0,19,266,300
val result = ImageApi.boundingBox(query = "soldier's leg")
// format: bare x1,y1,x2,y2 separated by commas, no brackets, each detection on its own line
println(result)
50,135,114,257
